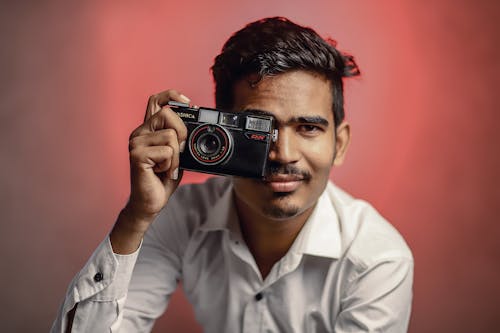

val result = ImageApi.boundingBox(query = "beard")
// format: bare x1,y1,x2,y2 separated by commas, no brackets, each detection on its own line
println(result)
261,192,301,219
258,161,313,220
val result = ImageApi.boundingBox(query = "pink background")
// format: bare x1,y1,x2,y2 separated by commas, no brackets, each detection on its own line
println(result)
1,0,499,332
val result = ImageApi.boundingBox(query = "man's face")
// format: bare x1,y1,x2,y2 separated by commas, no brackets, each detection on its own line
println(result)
231,70,349,221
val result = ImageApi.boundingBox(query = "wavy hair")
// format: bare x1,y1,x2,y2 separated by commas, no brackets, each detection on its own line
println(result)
211,17,360,127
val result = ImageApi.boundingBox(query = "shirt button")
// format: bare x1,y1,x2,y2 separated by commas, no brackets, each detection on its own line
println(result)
255,292,263,301
94,272,103,282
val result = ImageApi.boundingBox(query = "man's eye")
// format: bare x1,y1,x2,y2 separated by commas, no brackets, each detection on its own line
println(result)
299,125,322,133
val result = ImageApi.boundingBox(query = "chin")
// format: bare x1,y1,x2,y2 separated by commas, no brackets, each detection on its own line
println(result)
258,190,310,220
232,176,316,221
262,202,301,220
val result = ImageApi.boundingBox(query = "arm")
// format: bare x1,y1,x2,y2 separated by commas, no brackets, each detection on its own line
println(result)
119,217,186,331
51,90,191,332
50,234,141,333
334,258,414,333
52,205,188,333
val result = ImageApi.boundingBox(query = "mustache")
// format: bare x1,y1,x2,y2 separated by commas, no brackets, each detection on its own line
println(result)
265,162,312,180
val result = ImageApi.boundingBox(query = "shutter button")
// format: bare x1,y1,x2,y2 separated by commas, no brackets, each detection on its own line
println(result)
94,272,103,282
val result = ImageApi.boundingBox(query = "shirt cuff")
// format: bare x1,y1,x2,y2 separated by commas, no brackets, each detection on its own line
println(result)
72,236,142,302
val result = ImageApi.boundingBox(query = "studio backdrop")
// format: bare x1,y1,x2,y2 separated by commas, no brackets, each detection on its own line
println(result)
0,0,498,332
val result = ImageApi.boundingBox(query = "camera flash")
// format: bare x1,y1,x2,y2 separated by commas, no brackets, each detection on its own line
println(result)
245,117,271,132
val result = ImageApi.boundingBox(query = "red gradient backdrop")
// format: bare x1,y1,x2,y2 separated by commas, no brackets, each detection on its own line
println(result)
1,1,499,332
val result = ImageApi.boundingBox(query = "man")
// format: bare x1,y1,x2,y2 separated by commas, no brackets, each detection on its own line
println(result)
52,17,413,332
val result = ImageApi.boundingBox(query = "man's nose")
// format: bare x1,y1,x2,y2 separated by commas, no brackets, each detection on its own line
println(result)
268,127,300,164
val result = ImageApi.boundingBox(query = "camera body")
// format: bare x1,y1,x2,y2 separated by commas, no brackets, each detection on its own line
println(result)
168,101,278,178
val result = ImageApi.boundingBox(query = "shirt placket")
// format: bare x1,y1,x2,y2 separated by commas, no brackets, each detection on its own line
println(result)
226,218,305,333
242,290,267,333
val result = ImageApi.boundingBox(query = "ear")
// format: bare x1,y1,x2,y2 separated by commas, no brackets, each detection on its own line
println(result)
333,121,350,166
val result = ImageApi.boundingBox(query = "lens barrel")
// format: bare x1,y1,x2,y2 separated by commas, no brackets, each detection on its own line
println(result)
189,124,233,165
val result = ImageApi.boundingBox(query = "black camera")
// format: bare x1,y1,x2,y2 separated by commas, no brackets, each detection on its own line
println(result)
168,101,278,178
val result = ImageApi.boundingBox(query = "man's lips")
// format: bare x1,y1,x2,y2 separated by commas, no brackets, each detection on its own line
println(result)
263,174,305,192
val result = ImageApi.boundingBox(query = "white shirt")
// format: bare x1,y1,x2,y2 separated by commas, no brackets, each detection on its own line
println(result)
52,177,413,333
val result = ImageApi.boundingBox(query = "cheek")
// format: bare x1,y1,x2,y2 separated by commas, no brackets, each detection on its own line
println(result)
303,139,336,170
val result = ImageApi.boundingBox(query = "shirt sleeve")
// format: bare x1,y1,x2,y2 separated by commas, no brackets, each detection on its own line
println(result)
50,237,140,333
51,183,196,332
51,217,186,333
334,257,414,333
119,219,184,331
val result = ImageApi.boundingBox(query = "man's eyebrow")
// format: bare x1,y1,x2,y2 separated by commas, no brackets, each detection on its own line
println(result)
241,108,274,117
292,116,329,126
241,108,330,126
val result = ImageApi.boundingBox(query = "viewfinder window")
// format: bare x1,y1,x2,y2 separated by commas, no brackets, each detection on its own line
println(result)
219,113,239,127
199,109,219,124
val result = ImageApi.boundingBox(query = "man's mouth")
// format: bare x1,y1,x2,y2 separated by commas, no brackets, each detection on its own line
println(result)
263,174,305,192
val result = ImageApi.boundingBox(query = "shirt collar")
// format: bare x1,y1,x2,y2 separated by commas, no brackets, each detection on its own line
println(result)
292,184,341,259
198,179,341,259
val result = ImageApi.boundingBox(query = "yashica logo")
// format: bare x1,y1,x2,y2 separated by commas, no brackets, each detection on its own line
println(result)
178,112,196,119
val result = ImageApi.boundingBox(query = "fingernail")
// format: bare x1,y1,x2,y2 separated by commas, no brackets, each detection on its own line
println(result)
179,94,190,103
171,168,179,180
179,141,186,153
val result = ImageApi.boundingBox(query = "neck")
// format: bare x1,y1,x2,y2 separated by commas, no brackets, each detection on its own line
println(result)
234,194,315,279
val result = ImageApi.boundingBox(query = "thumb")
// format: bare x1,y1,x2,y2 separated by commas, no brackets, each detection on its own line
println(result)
163,169,184,197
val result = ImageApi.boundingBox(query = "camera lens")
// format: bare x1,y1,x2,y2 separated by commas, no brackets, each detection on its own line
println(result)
189,124,233,165
198,133,221,156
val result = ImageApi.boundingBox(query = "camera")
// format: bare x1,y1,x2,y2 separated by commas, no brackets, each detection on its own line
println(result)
168,101,278,178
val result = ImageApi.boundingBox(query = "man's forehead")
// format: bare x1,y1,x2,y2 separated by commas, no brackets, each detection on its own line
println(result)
231,71,334,123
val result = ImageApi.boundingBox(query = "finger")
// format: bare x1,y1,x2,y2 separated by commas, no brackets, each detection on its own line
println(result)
153,160,170,173
145,89,191,121
131,108,188,147
130,129,181,180
157,166,184,189
129,128,179,152
130,145,174,172
167,129,181,180
129,130,180,181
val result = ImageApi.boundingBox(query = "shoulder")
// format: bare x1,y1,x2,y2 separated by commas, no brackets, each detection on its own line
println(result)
171,176,230,210
325,182,413,269
164,176,230,223
149,176,230,238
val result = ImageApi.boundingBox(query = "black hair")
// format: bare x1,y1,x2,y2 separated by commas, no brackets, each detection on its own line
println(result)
211,17,360,127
